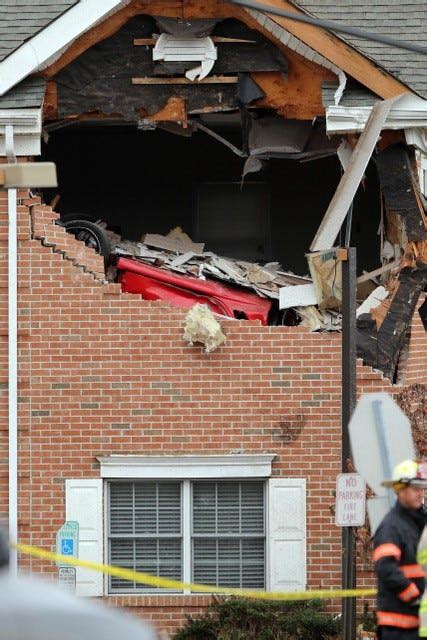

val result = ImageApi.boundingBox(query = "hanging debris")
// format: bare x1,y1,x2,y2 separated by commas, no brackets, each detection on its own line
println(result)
183,303,226,353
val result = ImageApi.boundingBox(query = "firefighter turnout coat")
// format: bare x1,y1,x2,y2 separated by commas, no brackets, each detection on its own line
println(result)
418,526,427,637
373,502,427,630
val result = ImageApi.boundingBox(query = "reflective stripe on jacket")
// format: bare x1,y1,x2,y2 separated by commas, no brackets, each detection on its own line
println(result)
418,527,427,637
373,502,427,629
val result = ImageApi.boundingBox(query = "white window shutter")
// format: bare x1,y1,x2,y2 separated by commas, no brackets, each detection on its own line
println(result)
65,478,103,597
268,478,306,591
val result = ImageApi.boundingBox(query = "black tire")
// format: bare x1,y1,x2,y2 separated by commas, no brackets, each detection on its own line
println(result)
61,219,111,265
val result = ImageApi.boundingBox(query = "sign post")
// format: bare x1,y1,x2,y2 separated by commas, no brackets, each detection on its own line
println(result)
56,521,79,593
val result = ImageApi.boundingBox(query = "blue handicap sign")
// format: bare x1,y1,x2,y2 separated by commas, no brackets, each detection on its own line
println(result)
61,538,74,555
56,521,79,566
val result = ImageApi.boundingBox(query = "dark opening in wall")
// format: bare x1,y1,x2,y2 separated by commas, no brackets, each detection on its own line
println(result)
41,124,381,274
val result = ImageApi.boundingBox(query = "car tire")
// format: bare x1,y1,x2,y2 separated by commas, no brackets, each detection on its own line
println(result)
61,219,111,266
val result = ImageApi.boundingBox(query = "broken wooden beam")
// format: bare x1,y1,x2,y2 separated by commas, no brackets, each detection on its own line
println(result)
374,143,427,242
356,260,400,284
132,76,238,85
133,36,257,45
310,96,402,252
357,266,427,380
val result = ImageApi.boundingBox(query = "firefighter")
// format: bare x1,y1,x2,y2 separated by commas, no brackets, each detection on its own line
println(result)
418,525,427,638
373,459,427,640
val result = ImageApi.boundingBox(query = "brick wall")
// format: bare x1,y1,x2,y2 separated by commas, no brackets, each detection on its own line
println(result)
403,292,427,384
0,194,424,636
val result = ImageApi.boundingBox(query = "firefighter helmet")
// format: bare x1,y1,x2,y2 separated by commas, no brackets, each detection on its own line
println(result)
381,459,427,489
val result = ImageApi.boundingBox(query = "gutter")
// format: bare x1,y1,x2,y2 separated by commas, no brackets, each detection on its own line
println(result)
6,125,18,575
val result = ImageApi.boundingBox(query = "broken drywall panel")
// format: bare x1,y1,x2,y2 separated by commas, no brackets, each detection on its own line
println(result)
279,283,317,309
374,143,427,242
144,228,205,254
169,251,196,268
183,303,226,352
356,286,389,317
310,96,402,252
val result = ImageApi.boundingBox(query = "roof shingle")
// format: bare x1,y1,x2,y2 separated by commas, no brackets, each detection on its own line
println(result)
0,1,78,62
293,0,427,98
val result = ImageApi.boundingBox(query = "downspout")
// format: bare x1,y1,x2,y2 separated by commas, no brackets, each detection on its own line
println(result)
6,124,18,575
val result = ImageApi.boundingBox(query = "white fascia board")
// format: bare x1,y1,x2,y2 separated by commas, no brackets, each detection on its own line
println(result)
326,94,427,134
98,454,277,479
0,108,42,156
0,0,130,96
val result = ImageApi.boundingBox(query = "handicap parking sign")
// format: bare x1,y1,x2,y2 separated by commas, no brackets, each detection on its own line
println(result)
56,521,79,566
61,538,74,555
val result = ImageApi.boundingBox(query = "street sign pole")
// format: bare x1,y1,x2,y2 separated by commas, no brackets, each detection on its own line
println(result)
341,247,357,640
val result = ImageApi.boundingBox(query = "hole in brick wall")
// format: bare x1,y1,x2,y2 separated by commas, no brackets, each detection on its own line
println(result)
40,125,382,275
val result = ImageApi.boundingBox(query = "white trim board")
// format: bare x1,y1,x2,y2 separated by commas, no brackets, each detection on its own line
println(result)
0,0,131,97
326,94,427,134
0,108,42,156
98,454,276,479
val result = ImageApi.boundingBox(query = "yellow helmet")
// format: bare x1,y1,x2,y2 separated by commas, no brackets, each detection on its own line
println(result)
382,459,427,489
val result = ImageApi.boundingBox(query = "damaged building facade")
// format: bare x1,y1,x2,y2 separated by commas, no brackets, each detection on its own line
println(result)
0,0,426,635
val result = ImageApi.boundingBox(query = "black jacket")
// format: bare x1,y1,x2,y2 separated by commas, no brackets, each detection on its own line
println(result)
373,502,427,629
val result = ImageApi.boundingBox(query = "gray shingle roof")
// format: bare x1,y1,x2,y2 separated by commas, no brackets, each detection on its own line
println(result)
0,77,46,108
0,1,78,62
0,0,425,102
321,82,378,109
294,0,427,99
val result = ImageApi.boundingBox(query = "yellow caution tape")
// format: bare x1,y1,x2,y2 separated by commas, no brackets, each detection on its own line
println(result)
13,542,377,601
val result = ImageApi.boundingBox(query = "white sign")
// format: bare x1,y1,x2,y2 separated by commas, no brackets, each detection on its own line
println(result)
335,473,366,527
56,521,79,566
58,566,76,593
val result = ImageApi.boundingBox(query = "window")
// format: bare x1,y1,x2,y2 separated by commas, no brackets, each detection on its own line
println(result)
192,482,265,589
108,481,182,592
107,480,265,593
66,464,307,597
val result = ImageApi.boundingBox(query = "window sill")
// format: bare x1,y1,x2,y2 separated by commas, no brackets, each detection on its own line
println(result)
107,594,214,607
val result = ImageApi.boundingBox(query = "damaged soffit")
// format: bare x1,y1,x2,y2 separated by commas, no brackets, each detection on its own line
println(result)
52,17,287,120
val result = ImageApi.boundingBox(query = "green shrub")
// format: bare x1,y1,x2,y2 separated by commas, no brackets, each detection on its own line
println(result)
172,597,341,640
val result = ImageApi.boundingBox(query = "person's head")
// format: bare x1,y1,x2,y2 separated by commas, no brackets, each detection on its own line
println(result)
382,459,427,510
396,484,425,510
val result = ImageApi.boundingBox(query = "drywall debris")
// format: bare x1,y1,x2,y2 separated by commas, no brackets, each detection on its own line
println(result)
144,227,205,253
279,283,317,309
356,286,389,318
183,303,226,352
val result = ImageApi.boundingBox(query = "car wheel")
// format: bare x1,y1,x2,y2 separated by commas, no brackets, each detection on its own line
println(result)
61,219,111,266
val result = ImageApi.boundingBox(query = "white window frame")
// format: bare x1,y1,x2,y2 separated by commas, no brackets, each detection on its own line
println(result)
97,454,306,597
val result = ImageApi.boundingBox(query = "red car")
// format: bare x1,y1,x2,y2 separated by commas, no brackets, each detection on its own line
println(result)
116,257,273,325
57,216,275,325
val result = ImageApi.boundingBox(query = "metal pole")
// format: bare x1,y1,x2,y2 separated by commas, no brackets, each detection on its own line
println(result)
341,247,357,640
8,186,18,575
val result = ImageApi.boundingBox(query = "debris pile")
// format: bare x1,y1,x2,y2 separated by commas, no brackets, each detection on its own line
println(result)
104,225,343,330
